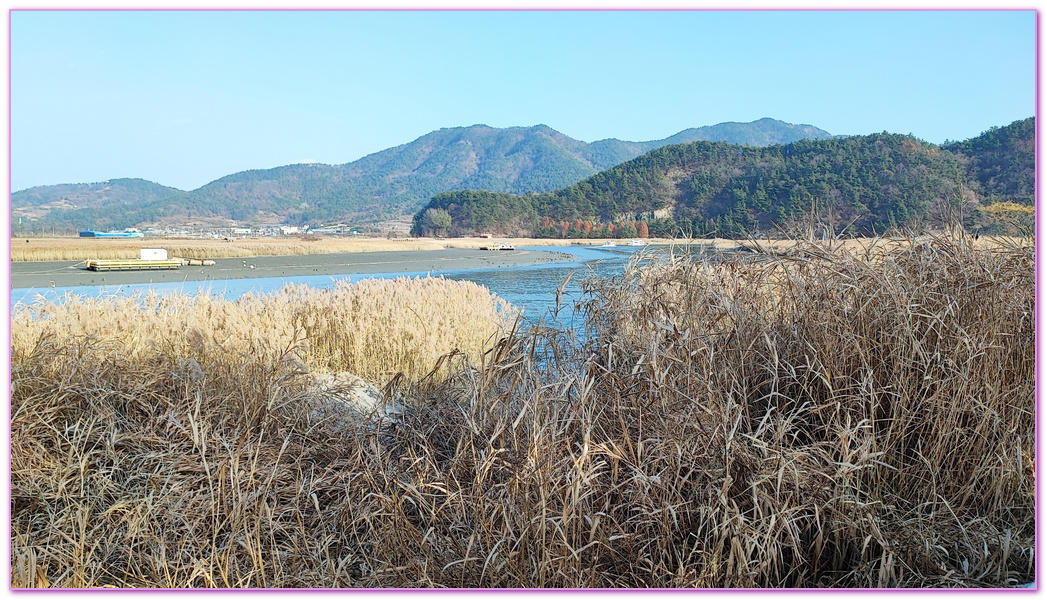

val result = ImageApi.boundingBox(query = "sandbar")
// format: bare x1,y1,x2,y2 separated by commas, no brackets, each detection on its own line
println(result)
11,247,576,290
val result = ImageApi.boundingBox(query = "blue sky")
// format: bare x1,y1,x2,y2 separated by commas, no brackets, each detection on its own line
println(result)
10,9,1036,192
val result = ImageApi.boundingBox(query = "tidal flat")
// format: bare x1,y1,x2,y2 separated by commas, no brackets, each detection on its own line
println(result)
10,247,576,290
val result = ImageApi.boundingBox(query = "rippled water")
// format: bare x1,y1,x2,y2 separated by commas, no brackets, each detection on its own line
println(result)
445,246,642,322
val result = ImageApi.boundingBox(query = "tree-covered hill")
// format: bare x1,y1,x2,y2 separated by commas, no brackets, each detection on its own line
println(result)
578,117,834,169
413,118,1035,239
12,119,834,232
157,125,602,227
944,117,1034,206
11,178,186,233
651,117,835,148
12,178,184,210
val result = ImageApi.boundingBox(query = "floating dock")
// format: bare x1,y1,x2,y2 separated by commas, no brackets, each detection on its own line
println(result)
85,259,182,271
83,247,193,271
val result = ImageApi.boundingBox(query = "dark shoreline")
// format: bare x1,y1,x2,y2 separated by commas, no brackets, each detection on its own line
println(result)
10,248,575,290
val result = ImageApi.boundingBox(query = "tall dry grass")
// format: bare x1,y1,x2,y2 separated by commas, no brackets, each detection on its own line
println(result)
12,276,515,386
10,233,1033,588
563,233,1035,586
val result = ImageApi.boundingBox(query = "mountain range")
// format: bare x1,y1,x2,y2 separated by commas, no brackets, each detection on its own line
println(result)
413,117,1035,238
12,118,833,232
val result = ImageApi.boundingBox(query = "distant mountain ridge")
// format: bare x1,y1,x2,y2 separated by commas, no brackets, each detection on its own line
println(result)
652,118,836,149
13,177,185,206
12,178,185,224
12,118,833,232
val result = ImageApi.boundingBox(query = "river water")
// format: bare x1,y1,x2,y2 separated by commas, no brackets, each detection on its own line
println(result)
10,246,624,316
10,244,723,321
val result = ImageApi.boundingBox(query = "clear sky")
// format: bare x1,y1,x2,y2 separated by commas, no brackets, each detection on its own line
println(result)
10,8,1036,192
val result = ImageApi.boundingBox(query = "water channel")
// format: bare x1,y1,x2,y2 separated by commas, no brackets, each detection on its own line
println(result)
10,244,725,322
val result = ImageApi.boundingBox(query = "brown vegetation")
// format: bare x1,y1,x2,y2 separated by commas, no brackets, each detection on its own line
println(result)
10,234,1034,588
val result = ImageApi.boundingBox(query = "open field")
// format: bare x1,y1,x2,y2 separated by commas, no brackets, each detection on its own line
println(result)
10,233,1034,588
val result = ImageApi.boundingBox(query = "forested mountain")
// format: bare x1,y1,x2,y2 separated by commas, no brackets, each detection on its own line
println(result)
412,118,1035,239
653,118,835,148
12,177,185,208
11,178,188,231
12,119,832,232
944,117,1035,205
581,117,835,168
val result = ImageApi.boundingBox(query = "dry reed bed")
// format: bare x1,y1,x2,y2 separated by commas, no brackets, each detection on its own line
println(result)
736,234,1025,256
564,234,1034,586
10,234,1034,588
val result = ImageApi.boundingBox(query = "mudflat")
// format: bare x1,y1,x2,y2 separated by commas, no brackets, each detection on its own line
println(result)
11,247,575,290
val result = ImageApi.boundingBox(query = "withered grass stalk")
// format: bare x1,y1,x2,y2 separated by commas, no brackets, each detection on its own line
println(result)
11,234,1033,588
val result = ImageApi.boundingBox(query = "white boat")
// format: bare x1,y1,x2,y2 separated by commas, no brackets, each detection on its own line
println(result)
600,241,617,247
627,239,646,246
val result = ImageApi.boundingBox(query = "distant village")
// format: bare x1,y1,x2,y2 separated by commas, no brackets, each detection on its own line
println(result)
80,225,353,238
73,219,414,239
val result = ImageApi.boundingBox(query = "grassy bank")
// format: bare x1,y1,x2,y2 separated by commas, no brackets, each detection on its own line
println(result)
11,234,1034,588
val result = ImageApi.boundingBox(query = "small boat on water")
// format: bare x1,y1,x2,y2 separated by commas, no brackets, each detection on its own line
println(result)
600,241,617,247
627,239,646,246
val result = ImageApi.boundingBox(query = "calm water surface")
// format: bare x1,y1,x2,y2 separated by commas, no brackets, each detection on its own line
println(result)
11,244,722,320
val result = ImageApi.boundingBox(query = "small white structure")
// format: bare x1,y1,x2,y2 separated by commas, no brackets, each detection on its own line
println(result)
140,248,168,260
